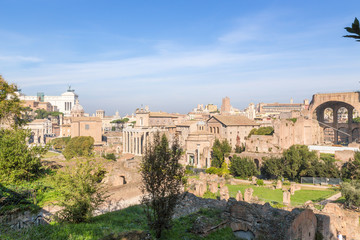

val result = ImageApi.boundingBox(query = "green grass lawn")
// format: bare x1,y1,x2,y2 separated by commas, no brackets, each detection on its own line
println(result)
227,184,339,206
1,206,240,240
291,189,338,206
42,151,61,158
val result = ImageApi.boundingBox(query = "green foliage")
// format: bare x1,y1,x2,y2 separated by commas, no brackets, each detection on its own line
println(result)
341,152,360,180
229,155,259,178
103,153,116,161
344,17,360,42
34,109,63,119
1,205,239,240
205,167,221,175
248,127,274,137
261,145,340,181
140,133,184,239
289,118,297,123
234,144,245,153
211,139,231,168
52,159,108,223
261,157,284,179
0,128,47,183
51,137,70,151
63,136,94,160
202,190,217,199
341,180,360,207
256,179,264,186
0,75,26,127
110,118,129,124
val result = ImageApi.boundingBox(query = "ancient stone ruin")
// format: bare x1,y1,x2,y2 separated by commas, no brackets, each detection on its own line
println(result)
276,180,282,189
235,191,243,201
244,188,254,202
219,186,230,201
283,190,291,206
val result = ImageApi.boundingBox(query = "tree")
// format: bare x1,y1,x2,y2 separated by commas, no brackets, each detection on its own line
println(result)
0,128,47,183
140,133,184,239
342,152,360,180
63,136,94,160
53,159,107,223
341,180,360,208
211,139,231,168
261,157,284,179
229,155,259,178
0,75,25,128
344,17,360,42
283,145,318,181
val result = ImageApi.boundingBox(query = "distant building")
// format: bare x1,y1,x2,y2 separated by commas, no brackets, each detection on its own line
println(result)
221,96,231,114
207,115,259,149
25,119,53,144
18,87,78,116
257,99,309,117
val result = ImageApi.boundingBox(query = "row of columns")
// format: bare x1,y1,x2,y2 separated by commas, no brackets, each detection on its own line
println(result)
123,130,150,156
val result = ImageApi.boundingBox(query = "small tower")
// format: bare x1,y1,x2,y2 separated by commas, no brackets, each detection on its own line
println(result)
135,107,150,127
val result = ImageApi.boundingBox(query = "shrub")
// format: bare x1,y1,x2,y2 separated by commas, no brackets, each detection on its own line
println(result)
205,167,221,175
0,128,47,183
341,180,360,207
202,191,217,199
103,153,116,161
248,127,274,137
256,179,264,186
229,155,259,178
51,137,70,151
63,136,94,160
140,133,184,239
53,159,108,223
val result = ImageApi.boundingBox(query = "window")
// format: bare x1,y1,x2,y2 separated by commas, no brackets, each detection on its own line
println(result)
85,124,90,130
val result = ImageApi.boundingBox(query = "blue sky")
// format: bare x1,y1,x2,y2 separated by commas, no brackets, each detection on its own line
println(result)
1,0,360,116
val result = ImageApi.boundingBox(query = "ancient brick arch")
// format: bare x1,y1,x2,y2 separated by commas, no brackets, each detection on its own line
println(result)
308,92,360,145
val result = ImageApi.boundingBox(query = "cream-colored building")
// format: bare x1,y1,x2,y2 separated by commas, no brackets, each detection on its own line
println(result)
25,119,53,144
207,115,259,149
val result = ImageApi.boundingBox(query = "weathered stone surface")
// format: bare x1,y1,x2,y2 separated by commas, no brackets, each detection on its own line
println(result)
276,180,282,189
199,172,206,181
209,182,218,193
196,180,207,197
283,191,291,206
243,188,254,202
288,209,317,240
219,186,230,201
316,203,360,240
251,176,257,185
235,191,243,201
289,185,295,195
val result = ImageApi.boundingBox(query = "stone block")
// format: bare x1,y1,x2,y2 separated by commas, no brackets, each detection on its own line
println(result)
235,191,243,201
244,188,254,202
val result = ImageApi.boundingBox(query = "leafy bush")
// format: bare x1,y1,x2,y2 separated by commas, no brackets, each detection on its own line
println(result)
202,191,217,199
229,155,259,178
103,153,116,161
53,159,108,223
63,136,94,160
205,167,221,175
248,127,274,137
0,128,47,183
51,137,70,151
235,144,245,153
256,179,264,186
341,180,360,207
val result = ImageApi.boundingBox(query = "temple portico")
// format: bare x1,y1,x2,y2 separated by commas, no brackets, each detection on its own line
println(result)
123,128,166,156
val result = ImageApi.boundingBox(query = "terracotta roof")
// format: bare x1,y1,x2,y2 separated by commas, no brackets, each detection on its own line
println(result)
209,115,259,126
149,112,179,118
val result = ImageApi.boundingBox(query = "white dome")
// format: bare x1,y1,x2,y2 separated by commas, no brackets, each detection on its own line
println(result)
71,99,84,117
